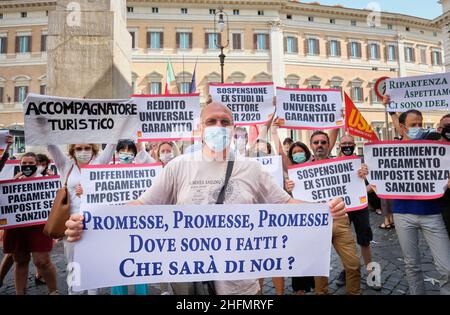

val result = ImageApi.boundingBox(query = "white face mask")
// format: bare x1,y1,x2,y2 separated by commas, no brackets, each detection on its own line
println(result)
203,126,232,152
75,151,92,164
160,152,174,164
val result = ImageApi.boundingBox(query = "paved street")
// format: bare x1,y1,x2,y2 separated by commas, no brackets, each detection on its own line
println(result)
0,211,441,295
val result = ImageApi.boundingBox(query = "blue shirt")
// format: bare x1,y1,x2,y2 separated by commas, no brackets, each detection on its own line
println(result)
392,199,442,215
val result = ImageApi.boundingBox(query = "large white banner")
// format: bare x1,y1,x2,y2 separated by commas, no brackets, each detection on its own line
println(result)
23,94,139,145
0,130,8,158
249,155,284,188
72,203,333,291
364,141,450,199
0,176,61,229
209,83,275,125
80,163,163,205
276,88,344,130
288,156,368,212
133,94,201,141
385,73,450,112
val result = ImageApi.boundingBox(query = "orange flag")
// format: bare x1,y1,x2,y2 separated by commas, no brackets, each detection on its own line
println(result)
344,92,379,141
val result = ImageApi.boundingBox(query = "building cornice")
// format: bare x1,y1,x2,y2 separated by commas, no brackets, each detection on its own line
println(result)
0,0,55,9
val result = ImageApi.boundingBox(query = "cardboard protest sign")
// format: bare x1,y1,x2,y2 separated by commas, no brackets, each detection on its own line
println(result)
345,93,378,141
0,130,8,158
0,160,59,181
288,156,368,212
23,94,139,145
276,87,344,130
249,155,284,188
133,94,201,141
0,176,61,229
72,203,332,291
364,141,450,199
385,73,450,112
209,82,275,125
80,163,163,205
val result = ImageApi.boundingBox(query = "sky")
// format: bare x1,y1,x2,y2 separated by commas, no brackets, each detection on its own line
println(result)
305,0,443,20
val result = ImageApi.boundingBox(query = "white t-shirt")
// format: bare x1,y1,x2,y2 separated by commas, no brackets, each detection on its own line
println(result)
138,150,291,295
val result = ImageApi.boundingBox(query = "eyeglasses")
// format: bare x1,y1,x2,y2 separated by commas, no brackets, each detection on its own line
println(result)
340,142,355,146
74,146,92,152
312,140,328,145
203,118,232,127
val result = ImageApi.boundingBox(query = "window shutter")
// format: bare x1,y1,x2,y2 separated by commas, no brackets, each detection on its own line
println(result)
14,87,19,102
384,45,388,61
147,32,151,48
367,44,370,59
160,32,163,48
188,33,192,49
28,36,32,53
205,33,209,48
265,34,269,50
439,52,443,65
350,87,354,100
404,47,408,61
41,35,45,51
294,37,298,53
347,42,351,58
40,85,46,95
394,46,398,60
357,43,361,58
326,41,330,56
0,87,3,103
176,33,180,48
360,88,364,102
283,37,287,52
376,44,380,59
253,34,257,50
337,41,341,56
15,36,19,53
304,39,308,55
411,48,416,63
314,39,319,55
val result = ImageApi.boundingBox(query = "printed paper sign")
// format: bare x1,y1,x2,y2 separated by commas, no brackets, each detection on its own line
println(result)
249,155,283,188
80,163,163,205
133,94,201,141
385,73,450,112
23,94,139,145
209,82,275,125
72,203,333,291
0,130,8,158
276,88,344,130
0,176,61,229
364,141,450,199
288,156,368,212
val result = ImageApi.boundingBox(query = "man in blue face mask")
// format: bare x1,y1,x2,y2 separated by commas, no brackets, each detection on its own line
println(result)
398,110,424,140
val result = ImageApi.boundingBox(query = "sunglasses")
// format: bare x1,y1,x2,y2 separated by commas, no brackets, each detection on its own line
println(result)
312,140,328,145
74,146,92,152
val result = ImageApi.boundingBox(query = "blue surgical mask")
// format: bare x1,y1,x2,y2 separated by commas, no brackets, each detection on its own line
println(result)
118,152,134,164
293,152,306,164
203,126,232,152
407,127,421,140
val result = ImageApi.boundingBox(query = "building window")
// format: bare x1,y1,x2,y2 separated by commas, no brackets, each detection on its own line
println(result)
232,33,242,50
351,20,357,26
419,47,427,64
40,84,46,95
16,36,31,53
330,19,335,24
387,24,393,30
387,44,397,61
258,10,264,16
209,9,216,15
371,86,382,103
309,84,321,89
405,26,410,32
255,34,269,50
15,86,28,103
351,87,364,102
21,12,27,18
127,7,134,13
177,32,192,49
152,7,159,13
433,31,438,37
285,36,298,54
233,9,239,15
129,31,135,49
287,14,292,20
405,47,415,63
179,82,190,94
287,84,299,88
369,43,380,59
307,38,319,55
349,42,361,58
432,50,442,66
150,82,162,95
0,13,3,19
41,34,47,52
0,37,7,54
328,40,340,57
181,8,188,14
206,33,220,49
148,32,163,49
308,16,314,22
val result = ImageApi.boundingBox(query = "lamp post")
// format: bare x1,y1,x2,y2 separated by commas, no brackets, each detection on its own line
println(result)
214,7,229,83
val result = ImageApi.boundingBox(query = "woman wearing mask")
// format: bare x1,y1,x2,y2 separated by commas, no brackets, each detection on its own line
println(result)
2,153,58,295
284,142,316,295
156,142,179,166
47,143,115,295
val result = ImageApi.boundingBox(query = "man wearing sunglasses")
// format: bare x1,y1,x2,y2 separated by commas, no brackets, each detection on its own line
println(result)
310,130,362,295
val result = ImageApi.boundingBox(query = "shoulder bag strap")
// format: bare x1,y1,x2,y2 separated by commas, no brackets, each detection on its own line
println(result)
216,160,234,204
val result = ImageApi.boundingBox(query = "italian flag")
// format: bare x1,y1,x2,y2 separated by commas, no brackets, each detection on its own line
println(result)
165,58,176,94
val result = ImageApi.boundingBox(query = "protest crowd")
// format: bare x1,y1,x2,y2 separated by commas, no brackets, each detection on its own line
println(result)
0,73,449,296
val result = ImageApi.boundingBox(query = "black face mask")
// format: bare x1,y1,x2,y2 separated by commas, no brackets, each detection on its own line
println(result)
441,126,450,141
21,165,37,177
341,146,355,156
